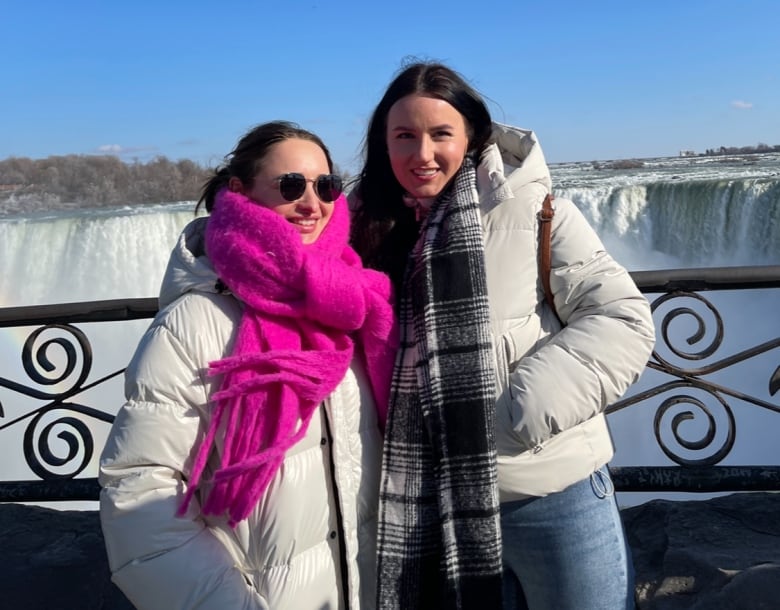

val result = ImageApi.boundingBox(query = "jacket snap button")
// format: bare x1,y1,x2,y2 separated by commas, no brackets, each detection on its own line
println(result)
329,531,337,540
320,438,327,446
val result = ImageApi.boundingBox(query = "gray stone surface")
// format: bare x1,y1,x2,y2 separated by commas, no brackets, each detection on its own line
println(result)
0,503,133,610
1,492,778,609
623,492,780,609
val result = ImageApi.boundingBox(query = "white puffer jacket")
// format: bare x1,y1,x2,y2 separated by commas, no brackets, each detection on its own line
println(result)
478,124,656,501
99,218,382,609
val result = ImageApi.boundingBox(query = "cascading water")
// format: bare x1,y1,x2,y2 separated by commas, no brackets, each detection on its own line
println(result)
0,203,198,307
557,177,780,269
646,178,780,265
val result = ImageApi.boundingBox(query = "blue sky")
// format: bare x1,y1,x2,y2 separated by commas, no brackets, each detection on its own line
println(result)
2,0,778,172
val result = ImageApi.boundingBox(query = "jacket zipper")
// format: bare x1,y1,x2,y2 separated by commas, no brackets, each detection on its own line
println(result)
322,404,351,610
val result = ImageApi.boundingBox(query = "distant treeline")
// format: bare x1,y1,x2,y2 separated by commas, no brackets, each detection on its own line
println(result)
0,154,211,216
0,154,354,217
593,143,780,170
2,145,776,216
702,143,780,156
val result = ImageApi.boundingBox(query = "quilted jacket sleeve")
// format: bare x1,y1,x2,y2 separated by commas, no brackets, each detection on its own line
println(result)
99,310,267,610
507,197,655,449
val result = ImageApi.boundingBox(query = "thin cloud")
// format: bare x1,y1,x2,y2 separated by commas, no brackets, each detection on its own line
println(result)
731,100,753,110
94,144,159,156
96,144,123,154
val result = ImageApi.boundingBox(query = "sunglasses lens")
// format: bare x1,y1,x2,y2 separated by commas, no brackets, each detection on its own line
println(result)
277,173,342,202
278,174,306,201
316,175,343,202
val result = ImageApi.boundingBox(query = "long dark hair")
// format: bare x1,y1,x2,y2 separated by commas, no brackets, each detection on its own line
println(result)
196,120,335,214
350,61,493,293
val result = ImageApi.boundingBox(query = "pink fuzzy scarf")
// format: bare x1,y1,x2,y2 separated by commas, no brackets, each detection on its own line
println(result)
178,188,398,526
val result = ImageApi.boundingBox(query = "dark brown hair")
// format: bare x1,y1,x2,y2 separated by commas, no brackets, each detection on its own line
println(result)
350,61,493,293
197,121,335,214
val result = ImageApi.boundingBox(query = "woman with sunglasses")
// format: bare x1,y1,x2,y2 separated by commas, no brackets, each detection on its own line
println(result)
350,62,655,609
99,121,398,609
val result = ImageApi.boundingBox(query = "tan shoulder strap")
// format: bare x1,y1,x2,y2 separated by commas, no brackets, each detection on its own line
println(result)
538,193,560,321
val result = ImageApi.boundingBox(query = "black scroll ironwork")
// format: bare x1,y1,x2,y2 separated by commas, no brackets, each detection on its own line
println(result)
1,268,780,500
0,298,157,501
607,266,780,491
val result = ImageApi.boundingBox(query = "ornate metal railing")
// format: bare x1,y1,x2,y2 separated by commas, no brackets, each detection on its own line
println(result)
1,266,779,502
607,266,780,492
0,299,157,501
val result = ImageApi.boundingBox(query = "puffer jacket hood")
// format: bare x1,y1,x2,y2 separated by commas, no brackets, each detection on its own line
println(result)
158,217,219,309
477,124,554,211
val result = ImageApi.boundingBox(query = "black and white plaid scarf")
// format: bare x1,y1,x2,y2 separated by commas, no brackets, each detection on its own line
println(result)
376,158,503,609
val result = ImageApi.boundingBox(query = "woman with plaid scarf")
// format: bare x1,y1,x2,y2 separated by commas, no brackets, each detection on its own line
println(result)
350,61,656,610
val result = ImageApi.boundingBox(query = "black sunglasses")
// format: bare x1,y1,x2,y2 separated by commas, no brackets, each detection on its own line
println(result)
274,173,343,203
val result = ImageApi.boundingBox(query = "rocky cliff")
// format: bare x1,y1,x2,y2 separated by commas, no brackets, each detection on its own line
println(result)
1,492,778,609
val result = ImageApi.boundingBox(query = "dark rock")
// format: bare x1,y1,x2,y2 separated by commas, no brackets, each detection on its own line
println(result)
1,492,778,609
623,492,780,609
0,503,132,610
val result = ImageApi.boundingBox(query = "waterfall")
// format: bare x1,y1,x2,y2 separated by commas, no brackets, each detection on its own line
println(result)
0,203,198,307
2,175,778,311
557,177,780,269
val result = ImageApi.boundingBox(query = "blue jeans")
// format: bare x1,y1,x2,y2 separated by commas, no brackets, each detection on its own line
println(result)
501,467,635,610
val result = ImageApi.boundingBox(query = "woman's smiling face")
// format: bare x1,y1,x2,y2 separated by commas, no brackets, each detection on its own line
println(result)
385,94,470,199
237,138,334,244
